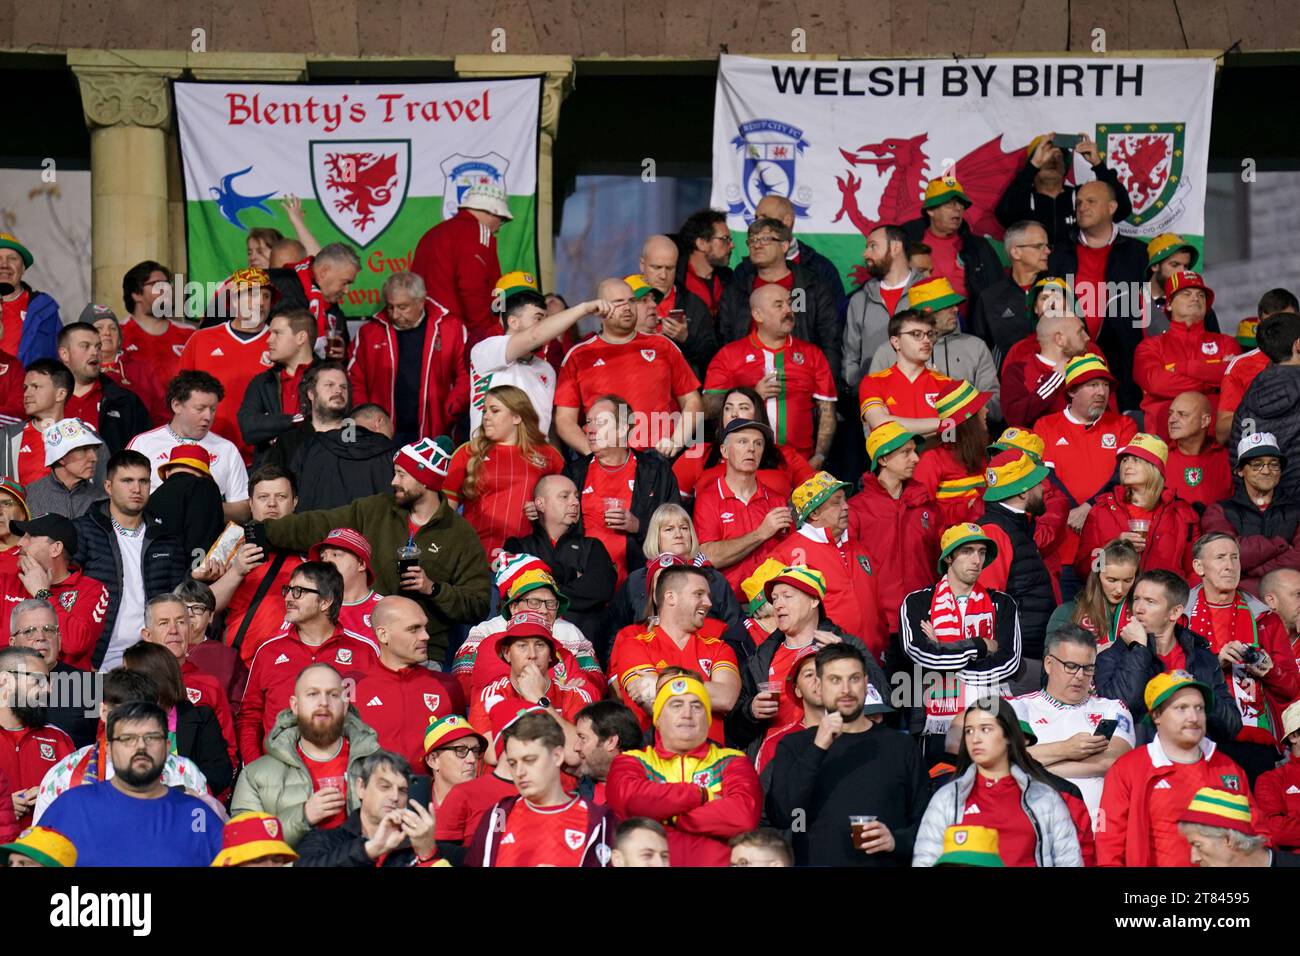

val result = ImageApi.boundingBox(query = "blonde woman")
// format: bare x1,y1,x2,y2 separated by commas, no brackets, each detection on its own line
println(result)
607,503,741,632
1076,433,1199,579
443,385,564,561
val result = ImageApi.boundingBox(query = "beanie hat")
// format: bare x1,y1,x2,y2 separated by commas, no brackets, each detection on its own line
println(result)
937,522,998,574
983,448,1050,502
922,176,972,210
492,552,553,598
652,674,712,728
1117,433,1169,476
1178,788,1255,836
791,471,851,524
394,436,454,491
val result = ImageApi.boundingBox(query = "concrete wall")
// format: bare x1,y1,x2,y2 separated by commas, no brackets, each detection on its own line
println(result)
1209,170,1300,327
0,168,91,319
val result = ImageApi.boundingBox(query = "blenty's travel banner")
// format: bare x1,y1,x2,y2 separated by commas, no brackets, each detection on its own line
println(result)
712,55,1214,286
176,78,539,314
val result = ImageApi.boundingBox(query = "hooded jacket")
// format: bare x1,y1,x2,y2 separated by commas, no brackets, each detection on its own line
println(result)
912,762,1083,866
841,270,922,386
1201,488,1300,595
848,474,942,634
1230,364,1300,506
1075,486,1199,580
230,707,380,848
900,216,1006,312
13,282,62,366
270,423,396,512
868,330,1001,420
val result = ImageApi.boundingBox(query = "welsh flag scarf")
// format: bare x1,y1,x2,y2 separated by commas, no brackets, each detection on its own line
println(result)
293,257,333,341
924,576,997,732
1081,598,1132,651
1190,591,1274,745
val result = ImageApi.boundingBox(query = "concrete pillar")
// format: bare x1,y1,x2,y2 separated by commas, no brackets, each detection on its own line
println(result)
455,55,575,288
68,51,186,310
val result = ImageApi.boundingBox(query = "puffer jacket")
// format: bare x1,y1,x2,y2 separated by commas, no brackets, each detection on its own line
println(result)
1075,486,1199,581
229,707,380,848
1230,364,1300,506
869,330,1001,420
841,270,922,386
912,763,1083,867
1202,489,1300,595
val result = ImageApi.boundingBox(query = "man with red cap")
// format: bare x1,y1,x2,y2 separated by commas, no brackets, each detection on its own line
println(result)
606,672,762,867
849,423,942,637
467,612,590,742
1133,271,1240,442
350,595,462,769
608,556,740,742
765,471,887,657
422,714,487,810
309,528,382,639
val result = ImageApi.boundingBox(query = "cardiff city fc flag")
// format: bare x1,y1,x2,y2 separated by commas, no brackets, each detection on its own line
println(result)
176,78,540,314
712,55,1214,288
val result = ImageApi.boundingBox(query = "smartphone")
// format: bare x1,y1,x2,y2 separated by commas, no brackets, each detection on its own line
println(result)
407,774,433,808
1093,718,1118,740
667,308,686,322
1053,133,1083,149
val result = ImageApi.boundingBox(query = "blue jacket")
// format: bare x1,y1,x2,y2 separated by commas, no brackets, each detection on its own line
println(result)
17,284,62,366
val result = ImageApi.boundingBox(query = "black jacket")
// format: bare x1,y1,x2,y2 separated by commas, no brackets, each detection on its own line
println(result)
731,238,848,314
767,723,930,866
145,472,226,561
295,809,427,867
504,521,619,654
238,363,312,467
994,157,1134,244
718,261,844,392
663,280,719,382
977,502,1054,660
969,274,1035,370
269,423,396,512
901,215,1006,312
1231,364,1300,506
176,698,233,795
1094,624,1243,744
729,622,886,751
1047,232,1149,410
563,450,681,577
94,376,152,454
47,662,98,748
72,501,189,670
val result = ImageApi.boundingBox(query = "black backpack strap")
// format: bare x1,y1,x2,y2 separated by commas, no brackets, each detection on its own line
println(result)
230,551,289,653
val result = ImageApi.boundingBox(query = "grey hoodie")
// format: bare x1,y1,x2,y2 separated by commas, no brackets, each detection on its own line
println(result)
867,331,1003,421
842,270,923,386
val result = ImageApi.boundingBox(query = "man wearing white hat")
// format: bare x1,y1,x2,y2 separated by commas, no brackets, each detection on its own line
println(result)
24,419,106,519
411,181,512,350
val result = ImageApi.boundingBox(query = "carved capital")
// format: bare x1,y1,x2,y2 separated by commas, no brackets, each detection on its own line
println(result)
455,55,574,139
539,68,574,139
68,51,185,130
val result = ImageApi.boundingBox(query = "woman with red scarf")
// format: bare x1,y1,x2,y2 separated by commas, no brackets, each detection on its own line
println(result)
1075,434,1199,580
1048,538,1139,650
914,380,992,529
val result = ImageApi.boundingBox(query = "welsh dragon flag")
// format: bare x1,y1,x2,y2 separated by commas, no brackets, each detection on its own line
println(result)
176,78,540,315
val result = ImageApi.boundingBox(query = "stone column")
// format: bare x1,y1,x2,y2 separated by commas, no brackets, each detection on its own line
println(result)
68,51,186,310
455,55,575,288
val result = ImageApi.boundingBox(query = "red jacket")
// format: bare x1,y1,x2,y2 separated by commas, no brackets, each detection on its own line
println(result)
1097,737,1254,867
847,474,942,634
1075,487,1199,580
352,660,465,769
0,768,15,844
410,208,502,348
606,741,763,867
0,348,21,426
0,568,110,671
764,524,888,657
0,723,74,828
182,661,237,771
1166,442,1232,512
1256,759,1300,850
999,339,1114,428
236,624,380,765
1133,321,1240,441
347,298,470,440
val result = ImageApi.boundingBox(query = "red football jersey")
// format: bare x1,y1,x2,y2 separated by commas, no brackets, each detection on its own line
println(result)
177,324,273,459
493,795,592,867
858,364,953,421
120,317,193,386
443,442,565,563
578,454,636,586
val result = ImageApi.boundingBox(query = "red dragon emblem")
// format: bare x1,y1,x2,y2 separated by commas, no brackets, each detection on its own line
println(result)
323,152,399,231
1104,135,1169,214
834,133,1024,285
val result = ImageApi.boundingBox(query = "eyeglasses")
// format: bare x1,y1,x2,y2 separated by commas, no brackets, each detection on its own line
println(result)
13,625,58,640
110,732,168,747
1016,242,1052,251
184,604,211,616
2,668,48,688
747,236,782,248
710,234,734,246
518,597,559,612
281,585,321,599
436,744,484,759
897,330,939,342
1245,459,1281,473
1047,654,1096,676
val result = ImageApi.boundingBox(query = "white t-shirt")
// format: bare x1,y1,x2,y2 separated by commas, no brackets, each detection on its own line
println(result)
127,424,250,501
99,526,146,673
1008,689,1135,824
469,335,557,434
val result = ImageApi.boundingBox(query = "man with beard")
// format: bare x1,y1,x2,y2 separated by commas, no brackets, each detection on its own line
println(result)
232,663,381,847
768,644,928,866
351,596,462,768
677,208,734,324
0,646,73,827
7,599,96,747
39,701,223,866
265,362,395,511
572,700,642,804
1098,672,1256,867
261,437,490,666
236,562,379,765
843,226,919,387
975,449,1055,694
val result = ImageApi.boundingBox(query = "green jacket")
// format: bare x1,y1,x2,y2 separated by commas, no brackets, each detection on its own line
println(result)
230,707,380,848
263,492,491,657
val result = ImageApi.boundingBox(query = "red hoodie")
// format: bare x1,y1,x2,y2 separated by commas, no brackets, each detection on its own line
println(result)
347,298,470,441
847,474,942,634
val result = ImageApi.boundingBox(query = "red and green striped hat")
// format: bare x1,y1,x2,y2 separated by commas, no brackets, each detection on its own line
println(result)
935,379,990,424
1063,353,1116,389
1178,787,1255,836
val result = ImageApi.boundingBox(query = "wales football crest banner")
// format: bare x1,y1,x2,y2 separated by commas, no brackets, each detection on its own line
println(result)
711,55,1214,288
176,78,540,315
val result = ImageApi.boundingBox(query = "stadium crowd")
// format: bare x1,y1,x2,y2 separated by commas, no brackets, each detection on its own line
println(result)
5,135,1300,869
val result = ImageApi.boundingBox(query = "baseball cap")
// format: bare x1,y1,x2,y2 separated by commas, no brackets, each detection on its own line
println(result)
308,528,375,585
10,513,78,555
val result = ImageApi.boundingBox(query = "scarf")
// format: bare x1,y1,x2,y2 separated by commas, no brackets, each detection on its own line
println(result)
293,257,333,343
924,575,997,732
69,734,110,788
1189,591,1272,745
1081,597,1132,651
